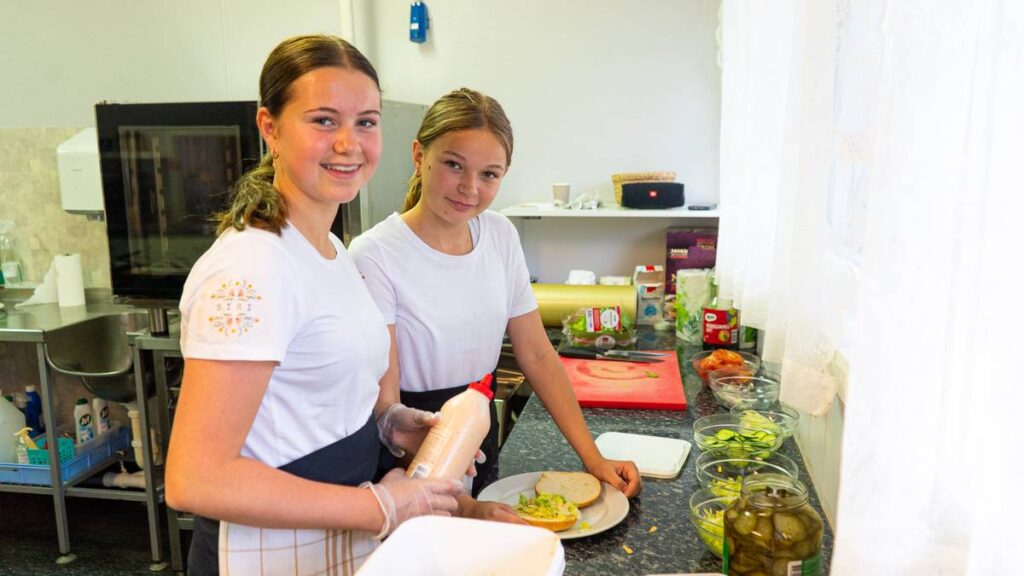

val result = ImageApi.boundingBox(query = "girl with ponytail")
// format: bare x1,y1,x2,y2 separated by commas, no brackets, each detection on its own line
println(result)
350,87,642,525
167,35,462,575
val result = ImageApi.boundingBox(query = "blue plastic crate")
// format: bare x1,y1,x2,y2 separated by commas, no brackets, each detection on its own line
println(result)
0,426,131,487
27,435,76,465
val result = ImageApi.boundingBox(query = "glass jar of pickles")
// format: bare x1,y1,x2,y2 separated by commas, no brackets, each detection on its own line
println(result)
723,473,823,576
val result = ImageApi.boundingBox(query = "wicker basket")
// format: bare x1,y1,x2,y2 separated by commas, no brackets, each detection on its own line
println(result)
611,171,677,206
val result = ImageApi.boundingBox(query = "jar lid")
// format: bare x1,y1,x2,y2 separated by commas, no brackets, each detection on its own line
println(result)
740,472,809,508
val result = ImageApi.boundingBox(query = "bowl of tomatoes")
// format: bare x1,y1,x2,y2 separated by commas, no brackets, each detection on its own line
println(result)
689,349,760,387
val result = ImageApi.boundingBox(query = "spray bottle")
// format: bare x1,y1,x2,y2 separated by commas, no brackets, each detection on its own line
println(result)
14,427,38,464
0,220,22,286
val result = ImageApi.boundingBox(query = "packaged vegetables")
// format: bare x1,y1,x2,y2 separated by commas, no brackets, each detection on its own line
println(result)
674,269,714,343
562,306,636,349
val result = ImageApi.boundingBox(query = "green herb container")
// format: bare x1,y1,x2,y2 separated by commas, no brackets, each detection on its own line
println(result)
694,452,800,498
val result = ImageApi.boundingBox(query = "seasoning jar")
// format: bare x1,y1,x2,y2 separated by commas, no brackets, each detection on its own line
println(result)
723,473,823,576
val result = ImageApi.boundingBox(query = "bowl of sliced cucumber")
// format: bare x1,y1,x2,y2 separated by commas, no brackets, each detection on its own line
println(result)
692,413,783,459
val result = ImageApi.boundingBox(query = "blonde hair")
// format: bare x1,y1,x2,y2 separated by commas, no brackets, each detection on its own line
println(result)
216,34,380,235
401,88,513,213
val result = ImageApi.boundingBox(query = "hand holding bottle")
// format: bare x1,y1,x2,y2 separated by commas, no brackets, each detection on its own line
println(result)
362,468,464,538
378,402,486,477
376,403,437,458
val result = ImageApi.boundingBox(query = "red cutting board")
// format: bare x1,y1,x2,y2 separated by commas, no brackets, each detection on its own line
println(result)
560,351,686,410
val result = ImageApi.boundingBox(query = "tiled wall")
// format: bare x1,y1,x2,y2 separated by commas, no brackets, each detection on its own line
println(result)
0,127,111,288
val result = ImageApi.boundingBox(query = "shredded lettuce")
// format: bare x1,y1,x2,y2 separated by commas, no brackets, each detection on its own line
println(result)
516,493,579,520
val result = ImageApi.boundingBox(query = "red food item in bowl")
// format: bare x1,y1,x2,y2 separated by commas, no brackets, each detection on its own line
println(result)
693,349,748,381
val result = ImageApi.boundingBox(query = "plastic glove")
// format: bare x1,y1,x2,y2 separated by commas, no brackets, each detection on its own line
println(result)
376,403,438,458
466,449,486,478
361,468,464,538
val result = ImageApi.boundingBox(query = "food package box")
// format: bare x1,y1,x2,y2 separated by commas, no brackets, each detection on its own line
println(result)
633,264,665,286
636,282,664,301
675,268,715,343
636,297,664,325
357,516,565,576
665,228,717,295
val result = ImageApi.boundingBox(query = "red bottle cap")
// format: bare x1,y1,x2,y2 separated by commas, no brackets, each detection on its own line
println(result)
468,373,494,400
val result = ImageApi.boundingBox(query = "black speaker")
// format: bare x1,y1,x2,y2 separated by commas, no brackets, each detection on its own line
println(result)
619,182,685,209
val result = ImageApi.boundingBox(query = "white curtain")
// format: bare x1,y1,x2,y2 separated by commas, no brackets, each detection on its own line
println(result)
717,0,847,416
718,0,1024,574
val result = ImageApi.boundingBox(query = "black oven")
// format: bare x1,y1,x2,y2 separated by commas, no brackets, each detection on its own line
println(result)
96,101,262,301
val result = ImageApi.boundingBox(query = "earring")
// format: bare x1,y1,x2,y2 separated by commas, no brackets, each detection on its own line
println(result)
272,149,280,160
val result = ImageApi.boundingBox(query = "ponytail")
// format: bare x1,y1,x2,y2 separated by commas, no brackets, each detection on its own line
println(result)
215,153,288,235
402,173,422,213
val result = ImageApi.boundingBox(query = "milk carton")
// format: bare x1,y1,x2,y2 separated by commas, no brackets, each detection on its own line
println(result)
633,265,665,325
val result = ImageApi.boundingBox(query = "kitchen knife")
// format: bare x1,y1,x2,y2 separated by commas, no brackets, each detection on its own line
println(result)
559,347,664,363
601,350,669,359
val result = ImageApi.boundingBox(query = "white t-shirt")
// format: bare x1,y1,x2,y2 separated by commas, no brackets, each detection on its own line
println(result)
349,210,537,392
179,223,389,468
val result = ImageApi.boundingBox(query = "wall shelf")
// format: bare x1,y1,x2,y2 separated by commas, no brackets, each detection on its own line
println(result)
500,202,719,283
500,203,719,219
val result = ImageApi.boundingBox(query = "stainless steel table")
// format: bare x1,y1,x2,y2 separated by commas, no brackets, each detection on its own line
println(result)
0,297,167,569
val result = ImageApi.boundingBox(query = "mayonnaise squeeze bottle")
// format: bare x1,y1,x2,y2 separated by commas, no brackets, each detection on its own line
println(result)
407,374,493,481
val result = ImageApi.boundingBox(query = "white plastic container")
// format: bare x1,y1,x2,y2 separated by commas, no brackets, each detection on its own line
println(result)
92,398,110,435
356,516,565,576
407,375,493,481
0,395,26,462
74,398,95,444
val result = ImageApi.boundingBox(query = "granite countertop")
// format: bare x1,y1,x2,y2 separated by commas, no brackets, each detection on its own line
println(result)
488,329,833,575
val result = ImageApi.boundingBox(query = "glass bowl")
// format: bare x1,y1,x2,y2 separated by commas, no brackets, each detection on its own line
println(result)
689,349,760,387
692,413,783,459
730,404,800,440
694,452,800,497
688,487,734,559
707,372,781,410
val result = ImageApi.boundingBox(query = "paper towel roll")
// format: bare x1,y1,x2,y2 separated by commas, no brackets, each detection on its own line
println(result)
55,253,85,307
14,262,59,308
531,283,637,327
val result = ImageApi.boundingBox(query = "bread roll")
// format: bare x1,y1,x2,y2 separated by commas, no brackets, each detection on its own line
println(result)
535,471,601,509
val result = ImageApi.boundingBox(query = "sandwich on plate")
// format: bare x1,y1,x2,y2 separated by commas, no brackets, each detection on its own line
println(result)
515,471,601,532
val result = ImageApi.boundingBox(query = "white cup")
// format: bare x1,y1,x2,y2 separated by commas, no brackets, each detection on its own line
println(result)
552,183,571,204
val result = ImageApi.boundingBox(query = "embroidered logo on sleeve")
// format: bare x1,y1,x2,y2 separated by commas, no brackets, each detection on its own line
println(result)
207,279,262,337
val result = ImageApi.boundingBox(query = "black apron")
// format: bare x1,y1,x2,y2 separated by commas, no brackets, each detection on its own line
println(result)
397,370,499,497
187,414,380,576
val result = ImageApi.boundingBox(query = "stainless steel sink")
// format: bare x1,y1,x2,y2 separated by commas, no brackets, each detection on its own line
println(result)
43,311,150,403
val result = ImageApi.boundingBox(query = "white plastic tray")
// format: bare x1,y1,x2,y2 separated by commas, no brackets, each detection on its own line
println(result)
594,432,691,479
357,516,564,576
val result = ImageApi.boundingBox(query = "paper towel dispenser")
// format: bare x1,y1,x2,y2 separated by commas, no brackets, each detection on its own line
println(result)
56,127,104,215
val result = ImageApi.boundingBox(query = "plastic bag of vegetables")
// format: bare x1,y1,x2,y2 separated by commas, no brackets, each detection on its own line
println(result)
561,306,637,350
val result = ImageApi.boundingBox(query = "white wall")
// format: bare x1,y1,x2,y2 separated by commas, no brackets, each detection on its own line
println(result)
2,0,721,282
353,0,722,208
0,0,344,127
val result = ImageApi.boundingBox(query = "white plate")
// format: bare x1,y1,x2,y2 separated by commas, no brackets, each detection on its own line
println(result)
477,472,629,540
